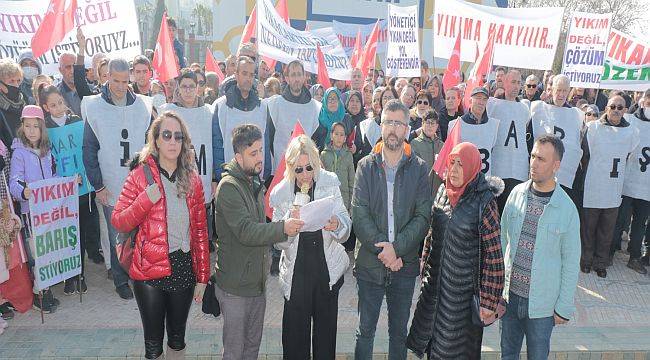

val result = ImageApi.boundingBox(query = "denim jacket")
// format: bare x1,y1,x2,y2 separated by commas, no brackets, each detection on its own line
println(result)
500,180,580,319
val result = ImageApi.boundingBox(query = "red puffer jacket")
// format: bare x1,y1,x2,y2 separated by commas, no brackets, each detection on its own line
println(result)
111,155,210,283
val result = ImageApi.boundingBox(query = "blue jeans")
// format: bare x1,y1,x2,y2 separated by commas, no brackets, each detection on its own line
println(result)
102,205,130,289
500,293,555,360
354,275,416,360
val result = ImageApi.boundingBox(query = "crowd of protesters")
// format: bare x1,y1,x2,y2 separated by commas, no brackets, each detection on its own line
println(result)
0,15,648,360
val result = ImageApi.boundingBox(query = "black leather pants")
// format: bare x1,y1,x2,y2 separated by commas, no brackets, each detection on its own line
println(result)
133,280,194,359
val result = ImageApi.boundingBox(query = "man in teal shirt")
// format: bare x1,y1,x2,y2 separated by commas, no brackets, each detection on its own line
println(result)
500,134,580,360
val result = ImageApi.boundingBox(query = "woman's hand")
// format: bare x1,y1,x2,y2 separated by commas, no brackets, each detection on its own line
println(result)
323,215,339,231
479,307,495,322
193,283,207,303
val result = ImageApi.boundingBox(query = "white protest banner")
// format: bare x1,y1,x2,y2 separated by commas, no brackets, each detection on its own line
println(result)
561,12,612,88
0,0,141,76
256,0,351,80
28,176,80,291
432,0,564,70
600,29,650,92
332,20,388,57
385,4,420,78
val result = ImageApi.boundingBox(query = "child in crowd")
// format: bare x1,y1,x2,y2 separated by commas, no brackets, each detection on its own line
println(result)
8,105,60,313
320,122,356,251
410,109,444,195
40,84,101,295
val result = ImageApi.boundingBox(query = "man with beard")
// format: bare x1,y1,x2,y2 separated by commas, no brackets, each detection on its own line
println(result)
213,56,270,181
214,124,304,360
353,99,431,359
266,60,321,172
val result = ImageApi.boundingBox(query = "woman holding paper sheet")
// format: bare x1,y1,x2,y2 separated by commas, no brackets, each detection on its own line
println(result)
269,134,351,359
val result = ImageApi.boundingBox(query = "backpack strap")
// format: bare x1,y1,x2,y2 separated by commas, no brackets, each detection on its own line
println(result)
143,163,155,185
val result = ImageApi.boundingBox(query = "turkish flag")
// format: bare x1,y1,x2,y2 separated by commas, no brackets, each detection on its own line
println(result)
31,0,78,59
357,20,380,80
316,44,330,89
240,5,257,47
433,118,461,179
463,31,495,111
205,48,225,83
152,12,180,84
349,27,362,69
265,121,306,218
442,31,462,92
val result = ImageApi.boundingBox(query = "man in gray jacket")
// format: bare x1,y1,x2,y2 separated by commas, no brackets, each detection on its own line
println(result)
352,99,432,359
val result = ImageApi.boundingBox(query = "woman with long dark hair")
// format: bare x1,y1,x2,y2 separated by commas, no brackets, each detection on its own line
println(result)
111,111,210,359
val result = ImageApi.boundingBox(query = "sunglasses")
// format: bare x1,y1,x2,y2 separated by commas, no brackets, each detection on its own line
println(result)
526,84,537,88
608,105,625,110
161,130,184,143
294,164,314,174
417,100,429,105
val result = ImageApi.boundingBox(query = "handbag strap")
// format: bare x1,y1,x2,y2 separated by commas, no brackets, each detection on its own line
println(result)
473,204,483,297
143,163,154,185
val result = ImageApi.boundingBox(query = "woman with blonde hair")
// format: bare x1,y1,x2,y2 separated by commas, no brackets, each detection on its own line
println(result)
269,134,351,359
111,111,210,359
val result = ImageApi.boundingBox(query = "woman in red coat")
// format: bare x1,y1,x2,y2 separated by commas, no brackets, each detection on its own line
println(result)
111,111,210,359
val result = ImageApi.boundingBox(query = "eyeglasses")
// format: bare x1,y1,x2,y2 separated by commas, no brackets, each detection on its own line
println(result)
526,84,537,88
161,130,184,143
180,85,197,92
608,105,625,110
198,80,206,86
423,120,438,125
294,164,314,174
382,120,408,128
417,100,429,105
585,112,596,117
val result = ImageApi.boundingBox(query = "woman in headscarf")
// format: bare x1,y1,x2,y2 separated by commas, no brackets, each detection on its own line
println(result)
312,87,353,151
345,90,366,136
407,142,505,360
427,75,445,115
309,84,325,102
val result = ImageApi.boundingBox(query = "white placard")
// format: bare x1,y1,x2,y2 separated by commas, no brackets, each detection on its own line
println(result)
256,0,351,80
28,177,80,291
432,0,564,70
561,12,612,89
385,4,420,78
0,0,141,76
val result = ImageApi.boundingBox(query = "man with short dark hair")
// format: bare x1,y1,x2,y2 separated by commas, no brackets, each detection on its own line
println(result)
213,56,270,182
214,124,304,360
266,60,321,172
166,17,186,69
132,55,153,95
82,57,154,300
500,134,580,360
353,99,431,359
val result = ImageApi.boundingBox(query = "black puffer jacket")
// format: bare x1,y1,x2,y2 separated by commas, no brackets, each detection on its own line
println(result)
407,174,502,359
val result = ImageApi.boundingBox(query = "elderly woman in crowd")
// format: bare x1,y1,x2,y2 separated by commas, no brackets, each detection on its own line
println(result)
0,59,26,149
407,142,504,359
111,112,210,359
269,134,351,359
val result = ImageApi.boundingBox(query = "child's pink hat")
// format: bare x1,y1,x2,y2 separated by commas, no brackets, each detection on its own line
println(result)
21,105,44,121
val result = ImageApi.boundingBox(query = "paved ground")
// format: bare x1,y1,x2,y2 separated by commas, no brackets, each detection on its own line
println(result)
1,246,650,359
